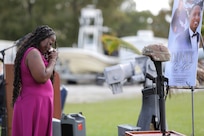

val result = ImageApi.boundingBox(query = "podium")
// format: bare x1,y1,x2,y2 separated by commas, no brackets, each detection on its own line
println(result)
4,64,61,136
125,130,186,136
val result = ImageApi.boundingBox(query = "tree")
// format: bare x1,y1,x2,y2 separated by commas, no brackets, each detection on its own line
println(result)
0,0,173,47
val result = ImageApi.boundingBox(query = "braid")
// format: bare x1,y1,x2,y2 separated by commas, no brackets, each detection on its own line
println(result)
12,25,55,106
12,34,33,106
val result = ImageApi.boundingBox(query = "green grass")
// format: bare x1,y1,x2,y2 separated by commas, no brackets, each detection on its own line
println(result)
166,91,204,135
1,90,203,135
64,91,204,136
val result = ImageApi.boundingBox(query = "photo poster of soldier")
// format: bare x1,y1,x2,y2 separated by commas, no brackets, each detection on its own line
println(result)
165,0,204,87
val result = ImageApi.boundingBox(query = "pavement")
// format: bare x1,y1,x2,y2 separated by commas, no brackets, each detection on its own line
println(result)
64,84,144,103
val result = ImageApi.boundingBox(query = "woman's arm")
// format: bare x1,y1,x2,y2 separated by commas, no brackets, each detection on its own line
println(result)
26,48,57,83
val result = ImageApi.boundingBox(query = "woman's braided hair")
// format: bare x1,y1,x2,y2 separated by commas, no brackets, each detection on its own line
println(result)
12,25,55,106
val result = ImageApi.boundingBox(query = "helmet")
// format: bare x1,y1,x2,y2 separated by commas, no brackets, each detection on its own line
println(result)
142,44,170,62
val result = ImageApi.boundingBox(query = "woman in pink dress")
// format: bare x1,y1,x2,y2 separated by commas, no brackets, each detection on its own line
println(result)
12,25,58,136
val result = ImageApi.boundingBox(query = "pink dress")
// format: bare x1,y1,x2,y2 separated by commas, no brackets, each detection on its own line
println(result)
12,47,54,136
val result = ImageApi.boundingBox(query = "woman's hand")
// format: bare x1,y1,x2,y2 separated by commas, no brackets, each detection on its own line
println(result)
48,48,58,63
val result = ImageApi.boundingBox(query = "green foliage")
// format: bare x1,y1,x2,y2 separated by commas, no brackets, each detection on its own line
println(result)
152,10,170,38
64,91,204,136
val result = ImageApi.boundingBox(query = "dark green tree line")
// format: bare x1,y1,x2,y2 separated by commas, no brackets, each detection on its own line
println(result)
0,0,172,47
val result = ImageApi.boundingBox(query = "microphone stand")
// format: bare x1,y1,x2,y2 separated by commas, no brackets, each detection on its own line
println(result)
0,44,17,136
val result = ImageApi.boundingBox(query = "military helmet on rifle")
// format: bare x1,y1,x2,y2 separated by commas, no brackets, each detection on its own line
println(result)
142,44,170,62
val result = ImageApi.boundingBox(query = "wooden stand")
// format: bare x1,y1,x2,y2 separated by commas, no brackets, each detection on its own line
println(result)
125,130,186,136
4,64,61,136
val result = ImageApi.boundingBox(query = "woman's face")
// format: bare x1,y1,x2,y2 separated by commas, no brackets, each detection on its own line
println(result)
39,34,56,54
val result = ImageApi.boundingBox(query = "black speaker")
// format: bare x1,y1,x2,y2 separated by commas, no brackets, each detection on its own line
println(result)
61,113,86,136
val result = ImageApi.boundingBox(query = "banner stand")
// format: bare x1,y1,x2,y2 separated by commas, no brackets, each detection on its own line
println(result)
190,86,194,136
186,83,195,136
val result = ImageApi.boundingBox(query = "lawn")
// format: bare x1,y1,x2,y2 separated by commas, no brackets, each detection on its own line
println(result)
64,90,204,136
1,90,203,136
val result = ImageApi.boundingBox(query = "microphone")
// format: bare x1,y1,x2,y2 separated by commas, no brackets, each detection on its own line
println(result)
49,47,55,52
